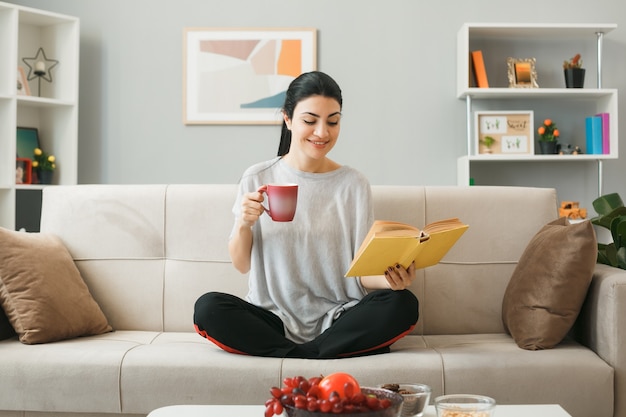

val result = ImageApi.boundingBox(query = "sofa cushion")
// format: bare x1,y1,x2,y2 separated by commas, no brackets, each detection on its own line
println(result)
0,228,112,344
501,217,597,350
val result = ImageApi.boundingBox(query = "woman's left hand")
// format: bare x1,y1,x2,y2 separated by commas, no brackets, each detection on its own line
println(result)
384,262,416,290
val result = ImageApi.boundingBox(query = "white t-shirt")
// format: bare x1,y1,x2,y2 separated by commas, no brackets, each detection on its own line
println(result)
232,157,373,343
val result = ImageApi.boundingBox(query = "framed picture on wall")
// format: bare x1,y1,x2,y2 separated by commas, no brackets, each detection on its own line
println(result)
475,111,534,156
183,27,317,125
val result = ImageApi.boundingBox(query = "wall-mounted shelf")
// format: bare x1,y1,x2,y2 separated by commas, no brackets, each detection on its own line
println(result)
456,23,618,198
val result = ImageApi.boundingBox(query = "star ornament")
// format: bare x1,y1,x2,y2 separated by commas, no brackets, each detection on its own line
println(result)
22,47,59,83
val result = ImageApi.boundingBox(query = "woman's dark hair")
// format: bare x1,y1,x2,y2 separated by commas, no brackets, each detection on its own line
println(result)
277,71,343,156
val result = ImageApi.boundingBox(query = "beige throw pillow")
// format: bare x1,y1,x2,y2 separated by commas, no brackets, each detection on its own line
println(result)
502,217,596,350
0,228,112,344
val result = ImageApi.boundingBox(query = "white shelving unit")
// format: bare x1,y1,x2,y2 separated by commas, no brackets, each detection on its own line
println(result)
457,23,618,197
0,1,79,230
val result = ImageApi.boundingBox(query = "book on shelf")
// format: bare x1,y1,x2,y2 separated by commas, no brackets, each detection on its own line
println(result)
468,55,476,87
595,112,610,154
345,218,469,277
471,50,489,88
585,115,603,155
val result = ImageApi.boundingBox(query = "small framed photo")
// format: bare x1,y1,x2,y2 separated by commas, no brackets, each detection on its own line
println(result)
16,158,32,184
475,111,534,156
17,67,31,96
507,57,538,88
16,127,40,159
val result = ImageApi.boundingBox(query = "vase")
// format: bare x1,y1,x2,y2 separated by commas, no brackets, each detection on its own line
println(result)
37,170,53,185
539,141,558,155
564,68,585,88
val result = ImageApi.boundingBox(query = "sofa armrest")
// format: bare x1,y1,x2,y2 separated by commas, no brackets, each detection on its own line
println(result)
574,263,626,417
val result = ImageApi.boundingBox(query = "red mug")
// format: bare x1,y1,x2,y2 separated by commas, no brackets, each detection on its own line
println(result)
260,184,298,222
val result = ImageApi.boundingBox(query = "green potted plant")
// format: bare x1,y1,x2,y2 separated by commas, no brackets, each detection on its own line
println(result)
591,192,626,269
563,53,585,88
537,119,559,154
32,147,56,184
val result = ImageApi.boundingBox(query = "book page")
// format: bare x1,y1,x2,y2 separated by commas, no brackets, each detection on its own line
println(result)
422,218,465,234
371,220,420,236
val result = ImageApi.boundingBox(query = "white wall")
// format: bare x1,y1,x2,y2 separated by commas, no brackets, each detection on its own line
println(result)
9,0,626,211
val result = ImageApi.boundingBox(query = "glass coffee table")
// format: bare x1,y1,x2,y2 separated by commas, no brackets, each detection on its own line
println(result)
147,404,573,417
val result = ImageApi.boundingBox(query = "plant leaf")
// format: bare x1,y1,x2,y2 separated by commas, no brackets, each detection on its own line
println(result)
597,250,611,265
594,207,626,229
611,216,626,248
593,193,624,215
592,193,626,270
617,247,626,269
605,243,618,266
597,243,613,265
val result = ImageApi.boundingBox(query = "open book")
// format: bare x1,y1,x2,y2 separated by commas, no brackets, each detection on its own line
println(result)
345,218,469,277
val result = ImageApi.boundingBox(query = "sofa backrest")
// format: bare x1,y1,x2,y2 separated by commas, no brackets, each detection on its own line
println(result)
40,184,557,335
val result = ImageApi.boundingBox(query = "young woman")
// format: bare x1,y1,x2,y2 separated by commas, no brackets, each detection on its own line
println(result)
193,71,418,358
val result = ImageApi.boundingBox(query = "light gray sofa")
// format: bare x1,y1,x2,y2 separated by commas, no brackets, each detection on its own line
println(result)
0,184,624,417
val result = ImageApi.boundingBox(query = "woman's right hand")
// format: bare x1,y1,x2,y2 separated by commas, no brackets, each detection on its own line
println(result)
230,186,267,273
239,186,267,228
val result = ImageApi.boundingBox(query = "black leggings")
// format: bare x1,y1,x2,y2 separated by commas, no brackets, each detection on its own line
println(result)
193,289,419,359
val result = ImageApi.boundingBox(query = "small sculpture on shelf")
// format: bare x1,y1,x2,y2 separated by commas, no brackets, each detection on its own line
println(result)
559,201,587,220
559,144,583,155
22,47,59,97
563,53,585,88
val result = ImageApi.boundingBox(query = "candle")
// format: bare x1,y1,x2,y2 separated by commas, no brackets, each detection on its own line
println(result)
35,61,45,72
